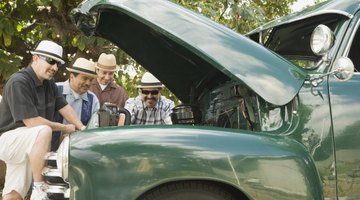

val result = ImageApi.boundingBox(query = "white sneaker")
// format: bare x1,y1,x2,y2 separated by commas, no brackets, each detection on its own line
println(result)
30,183,49,200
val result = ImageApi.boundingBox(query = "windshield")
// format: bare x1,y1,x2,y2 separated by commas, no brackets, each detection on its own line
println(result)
257,14,344,69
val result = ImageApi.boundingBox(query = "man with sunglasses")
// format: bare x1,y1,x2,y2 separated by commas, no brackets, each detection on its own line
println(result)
0,40,84,200
125,72,175,125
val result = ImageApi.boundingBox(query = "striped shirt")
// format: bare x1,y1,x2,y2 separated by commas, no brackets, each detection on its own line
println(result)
124,96,174,125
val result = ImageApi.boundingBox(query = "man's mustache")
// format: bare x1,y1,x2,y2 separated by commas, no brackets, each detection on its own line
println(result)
145,97,156,101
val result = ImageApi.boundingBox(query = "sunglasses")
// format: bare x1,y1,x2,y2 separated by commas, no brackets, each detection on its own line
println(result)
141,90,159,95
38,55,62,66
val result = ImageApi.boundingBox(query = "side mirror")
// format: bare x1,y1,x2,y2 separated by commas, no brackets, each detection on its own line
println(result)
310,24,335,56
332,57,354,81
308,57,354,87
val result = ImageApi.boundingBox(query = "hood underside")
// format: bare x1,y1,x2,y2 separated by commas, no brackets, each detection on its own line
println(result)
71,0,307,105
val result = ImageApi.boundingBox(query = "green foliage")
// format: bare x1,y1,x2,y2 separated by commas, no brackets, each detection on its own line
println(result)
173,0,296,34
0,49,21,80
0,0,300,100
0,0,123,83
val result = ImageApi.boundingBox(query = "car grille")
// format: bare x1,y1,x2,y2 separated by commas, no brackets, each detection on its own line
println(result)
42,152,70,199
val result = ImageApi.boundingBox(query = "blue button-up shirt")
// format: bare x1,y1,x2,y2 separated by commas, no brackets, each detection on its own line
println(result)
56,80,100,124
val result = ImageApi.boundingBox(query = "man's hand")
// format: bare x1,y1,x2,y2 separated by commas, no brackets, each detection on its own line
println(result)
62,124,76,134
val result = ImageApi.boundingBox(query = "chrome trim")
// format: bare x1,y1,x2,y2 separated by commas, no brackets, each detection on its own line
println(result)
64,187,70,199
46,184,68,194
42,167,61,177
343,16,360,57
44,152,57,160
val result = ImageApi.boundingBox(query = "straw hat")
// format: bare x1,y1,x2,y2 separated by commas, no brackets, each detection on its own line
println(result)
95,53,119,72
136,72,164,88
66,57,97,78
30,40,65,64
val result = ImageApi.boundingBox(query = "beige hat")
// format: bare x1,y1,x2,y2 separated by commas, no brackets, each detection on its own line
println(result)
136,72,164,88
30,40,65,64
66,57,97,78
95,53,120,72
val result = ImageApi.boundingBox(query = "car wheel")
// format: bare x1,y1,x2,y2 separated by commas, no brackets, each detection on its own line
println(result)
137,181,240,200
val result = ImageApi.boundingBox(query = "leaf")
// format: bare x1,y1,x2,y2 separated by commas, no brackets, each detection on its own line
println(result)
52,0,62,11
71,36,79,47
78,36,86,51
3,33,12,47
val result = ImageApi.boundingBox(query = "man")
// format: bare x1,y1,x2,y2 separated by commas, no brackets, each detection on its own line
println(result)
52,57,100,151
124,72,175,125
0,40,84,200
89,53,128,108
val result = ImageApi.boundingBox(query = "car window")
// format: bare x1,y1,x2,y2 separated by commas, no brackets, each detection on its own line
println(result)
264,14,342,69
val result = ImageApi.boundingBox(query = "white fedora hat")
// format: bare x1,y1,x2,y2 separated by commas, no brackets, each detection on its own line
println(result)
30,40,65,64
95,53,120,72
66,57,97,78
136,72,164,88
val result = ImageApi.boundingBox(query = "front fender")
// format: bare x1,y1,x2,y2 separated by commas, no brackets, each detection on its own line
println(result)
69,125,323,200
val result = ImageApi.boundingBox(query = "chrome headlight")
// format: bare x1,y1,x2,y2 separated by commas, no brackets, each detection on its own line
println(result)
310,24,335,56
56,135,69,182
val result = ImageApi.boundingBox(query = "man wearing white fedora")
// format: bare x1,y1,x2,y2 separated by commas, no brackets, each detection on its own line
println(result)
0,40,84,200
52,57,100,151
89,53,128,108
125,72,175,125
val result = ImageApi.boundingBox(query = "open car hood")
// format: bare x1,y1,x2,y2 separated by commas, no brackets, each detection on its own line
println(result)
71,0,306,106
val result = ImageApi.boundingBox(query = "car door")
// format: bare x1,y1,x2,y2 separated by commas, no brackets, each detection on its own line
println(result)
329,10,360,200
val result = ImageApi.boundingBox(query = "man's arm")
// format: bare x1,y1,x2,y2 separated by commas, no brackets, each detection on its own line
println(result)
23,116,75,133
58,104,85,130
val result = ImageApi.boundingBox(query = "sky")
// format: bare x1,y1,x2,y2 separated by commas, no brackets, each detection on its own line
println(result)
290,0,315,12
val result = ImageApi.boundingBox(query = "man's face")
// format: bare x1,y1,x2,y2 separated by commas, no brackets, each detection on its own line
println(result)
96,68,115,85
33,55,61,81
70,73,94,95
140,87,161,108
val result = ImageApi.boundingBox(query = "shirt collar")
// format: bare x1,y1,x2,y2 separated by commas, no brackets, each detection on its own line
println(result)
108,81,118,88
25,66,43,87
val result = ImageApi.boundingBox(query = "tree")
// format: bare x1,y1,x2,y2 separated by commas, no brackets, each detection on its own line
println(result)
173,0,296,34
0,0,130,92
0,0,298,100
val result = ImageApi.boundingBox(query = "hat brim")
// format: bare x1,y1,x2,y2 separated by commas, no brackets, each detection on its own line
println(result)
136,85,164,89
95,62,120,72
66,67,98,78
31,51,65,64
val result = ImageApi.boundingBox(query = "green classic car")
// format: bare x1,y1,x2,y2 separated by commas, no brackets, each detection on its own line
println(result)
43,0,360,199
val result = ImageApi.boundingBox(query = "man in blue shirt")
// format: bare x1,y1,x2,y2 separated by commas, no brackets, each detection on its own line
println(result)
52,57,100,150
125,72,174,125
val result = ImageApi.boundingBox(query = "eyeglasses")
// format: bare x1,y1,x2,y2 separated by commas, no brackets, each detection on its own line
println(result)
141,90,159,95
38,55,62,66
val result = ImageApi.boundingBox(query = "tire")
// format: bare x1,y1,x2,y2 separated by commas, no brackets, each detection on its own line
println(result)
137,181,240,200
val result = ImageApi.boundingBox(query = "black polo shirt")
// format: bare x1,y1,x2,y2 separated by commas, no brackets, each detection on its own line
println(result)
0,66,67,134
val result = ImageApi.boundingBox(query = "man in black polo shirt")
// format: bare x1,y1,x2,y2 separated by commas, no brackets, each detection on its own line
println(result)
0,40,84,200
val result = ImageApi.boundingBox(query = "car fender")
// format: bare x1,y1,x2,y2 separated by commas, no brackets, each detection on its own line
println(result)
69,126,323,200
